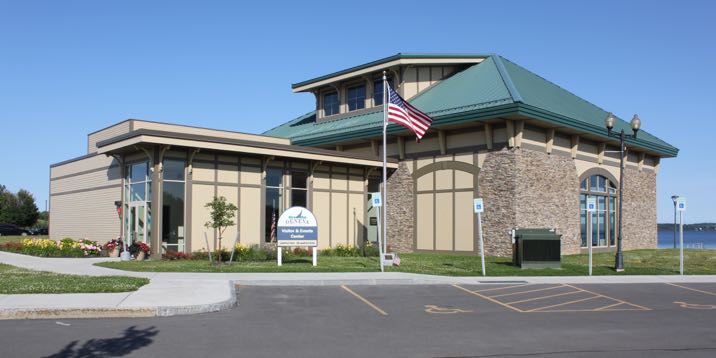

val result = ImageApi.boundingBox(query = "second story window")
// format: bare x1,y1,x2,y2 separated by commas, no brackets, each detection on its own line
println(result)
373,78,392,106
323,92,339,116
346,85,365,111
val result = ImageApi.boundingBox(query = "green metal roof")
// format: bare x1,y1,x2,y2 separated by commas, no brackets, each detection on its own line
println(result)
266,54,678,157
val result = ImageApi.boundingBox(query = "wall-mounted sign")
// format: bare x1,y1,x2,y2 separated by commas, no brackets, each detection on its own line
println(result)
277,206,318,247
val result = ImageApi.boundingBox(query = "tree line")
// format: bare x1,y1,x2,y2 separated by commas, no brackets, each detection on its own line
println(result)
0,185,40,228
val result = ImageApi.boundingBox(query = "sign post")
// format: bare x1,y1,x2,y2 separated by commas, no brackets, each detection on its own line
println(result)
371,192,384,273
474,198,486,276
677,197,687,275
276,206,319,267
586,196,597,276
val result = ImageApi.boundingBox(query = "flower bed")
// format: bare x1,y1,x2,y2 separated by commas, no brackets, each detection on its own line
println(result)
0,237,103,257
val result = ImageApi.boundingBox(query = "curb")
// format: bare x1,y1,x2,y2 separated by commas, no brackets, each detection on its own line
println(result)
0,281,238,320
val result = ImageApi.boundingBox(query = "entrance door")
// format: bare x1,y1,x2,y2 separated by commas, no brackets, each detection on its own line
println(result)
366,178,380,244
127,202,148,244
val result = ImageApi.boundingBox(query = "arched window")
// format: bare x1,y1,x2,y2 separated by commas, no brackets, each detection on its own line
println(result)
580,174,618,248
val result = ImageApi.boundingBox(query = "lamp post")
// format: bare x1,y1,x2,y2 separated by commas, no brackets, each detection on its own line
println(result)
671,195,679,249
604,112,641,272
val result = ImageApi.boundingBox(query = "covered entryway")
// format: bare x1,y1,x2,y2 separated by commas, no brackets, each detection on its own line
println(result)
413,158,479,252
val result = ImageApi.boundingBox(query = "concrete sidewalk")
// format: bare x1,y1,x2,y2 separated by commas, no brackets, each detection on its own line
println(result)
2,250,716,319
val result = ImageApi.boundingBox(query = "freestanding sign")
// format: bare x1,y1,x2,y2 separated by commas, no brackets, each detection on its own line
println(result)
586,196,597,276
370,192,385,273
474,198,486,276
677,197,686,275
276,206,318,266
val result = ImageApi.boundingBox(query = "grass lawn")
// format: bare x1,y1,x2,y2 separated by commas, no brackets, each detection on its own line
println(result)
0,263,150,294
95,249,716,276
0,235,44,245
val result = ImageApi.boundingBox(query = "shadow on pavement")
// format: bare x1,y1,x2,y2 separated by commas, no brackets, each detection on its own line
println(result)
43,325,158,358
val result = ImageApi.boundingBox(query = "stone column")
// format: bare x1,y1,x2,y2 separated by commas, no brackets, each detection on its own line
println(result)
386,162,414,253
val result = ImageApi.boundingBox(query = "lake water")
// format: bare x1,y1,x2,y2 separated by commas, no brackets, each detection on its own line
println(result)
658,230,716,249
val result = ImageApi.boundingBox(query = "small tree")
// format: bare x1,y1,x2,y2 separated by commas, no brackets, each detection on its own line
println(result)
204,196,238,263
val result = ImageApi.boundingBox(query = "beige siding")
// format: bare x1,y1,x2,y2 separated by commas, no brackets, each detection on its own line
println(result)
87,121,132,154
50,155,121,243
416,193,434,250
435,193,453,251
191,184,215,251
331,193,348,246
240,187,261,246
132,120,290,145
313,191,331,249
193,161,215,182
348,193,364,247
454,192,474,251
216,186,239,248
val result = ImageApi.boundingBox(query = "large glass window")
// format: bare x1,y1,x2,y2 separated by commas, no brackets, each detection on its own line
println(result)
162,159,185,252
323,92,339,116
265,167,284,243
580,175,618,248
346,85,366,111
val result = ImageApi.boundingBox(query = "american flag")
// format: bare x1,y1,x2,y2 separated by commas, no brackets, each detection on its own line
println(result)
387,84,433,139
270,210,277,243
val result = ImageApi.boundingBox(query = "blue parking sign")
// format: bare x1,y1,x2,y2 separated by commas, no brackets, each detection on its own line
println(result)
371,192,382,207
473,198,484,213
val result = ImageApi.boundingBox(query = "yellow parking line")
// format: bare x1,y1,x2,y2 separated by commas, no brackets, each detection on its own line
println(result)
489,285,565,298
452,284,524,313
667,283,716,297
341,285,388,316
473,284,531,293
564,284,651,311
505,290,581,305
527,296,599,312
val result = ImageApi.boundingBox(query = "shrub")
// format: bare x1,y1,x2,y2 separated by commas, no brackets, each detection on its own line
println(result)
78,239,102,256
103,238,123,252
164,251,192,260
229,244,276,261
362,242,380,257
320,244,360,257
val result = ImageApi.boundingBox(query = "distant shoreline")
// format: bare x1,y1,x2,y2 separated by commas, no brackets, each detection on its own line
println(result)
657,223,715,231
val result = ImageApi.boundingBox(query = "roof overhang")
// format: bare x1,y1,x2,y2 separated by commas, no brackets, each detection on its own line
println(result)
291,53,487,93
96,129,399,168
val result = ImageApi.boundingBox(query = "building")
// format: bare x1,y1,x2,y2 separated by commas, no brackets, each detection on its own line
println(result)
49,53,678,257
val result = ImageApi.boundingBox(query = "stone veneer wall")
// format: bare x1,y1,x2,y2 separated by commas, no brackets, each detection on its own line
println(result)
385,162,414,252
480,148,581,256
621,168,657,250
479,149,518,257
514,149,581,255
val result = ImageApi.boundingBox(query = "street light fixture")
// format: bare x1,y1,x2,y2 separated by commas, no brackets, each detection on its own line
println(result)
604,112,641,272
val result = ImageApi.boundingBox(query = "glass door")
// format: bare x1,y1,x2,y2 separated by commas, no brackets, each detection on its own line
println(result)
126,202,148,244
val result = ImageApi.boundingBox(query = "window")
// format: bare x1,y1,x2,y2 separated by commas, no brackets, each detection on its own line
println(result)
265,167,284,243
373,77,392,106
162,159,185,252
323,92,339,116
580,175,618,248
290,171,308,208
346,85,365,111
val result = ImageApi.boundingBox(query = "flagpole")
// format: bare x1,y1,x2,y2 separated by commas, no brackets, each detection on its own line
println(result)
382,71,388,257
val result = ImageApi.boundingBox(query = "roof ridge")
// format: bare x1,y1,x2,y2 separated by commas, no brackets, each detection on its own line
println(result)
499,56,615,120
492,55,523,103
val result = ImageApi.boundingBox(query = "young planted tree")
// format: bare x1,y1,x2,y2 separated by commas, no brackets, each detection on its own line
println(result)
204,196,238,263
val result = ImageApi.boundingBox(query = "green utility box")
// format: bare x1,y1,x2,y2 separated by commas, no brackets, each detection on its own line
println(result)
513,228,562,269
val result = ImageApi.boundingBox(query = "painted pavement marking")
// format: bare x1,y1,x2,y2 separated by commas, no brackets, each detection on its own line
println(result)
453,283,650,313
666,283,716,297
673,301,716,310
424,305,473,314
340,285,388,316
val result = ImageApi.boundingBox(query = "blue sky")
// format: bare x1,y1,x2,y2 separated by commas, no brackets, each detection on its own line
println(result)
0,0,713,223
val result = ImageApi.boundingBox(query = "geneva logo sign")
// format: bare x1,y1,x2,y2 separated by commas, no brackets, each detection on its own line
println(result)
277,206,318,247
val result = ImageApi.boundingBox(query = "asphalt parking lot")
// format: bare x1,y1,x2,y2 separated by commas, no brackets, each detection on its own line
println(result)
1,282,715,357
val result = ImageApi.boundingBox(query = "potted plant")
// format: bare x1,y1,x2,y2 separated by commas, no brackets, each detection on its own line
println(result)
131,241,151,261
104,238,122,258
